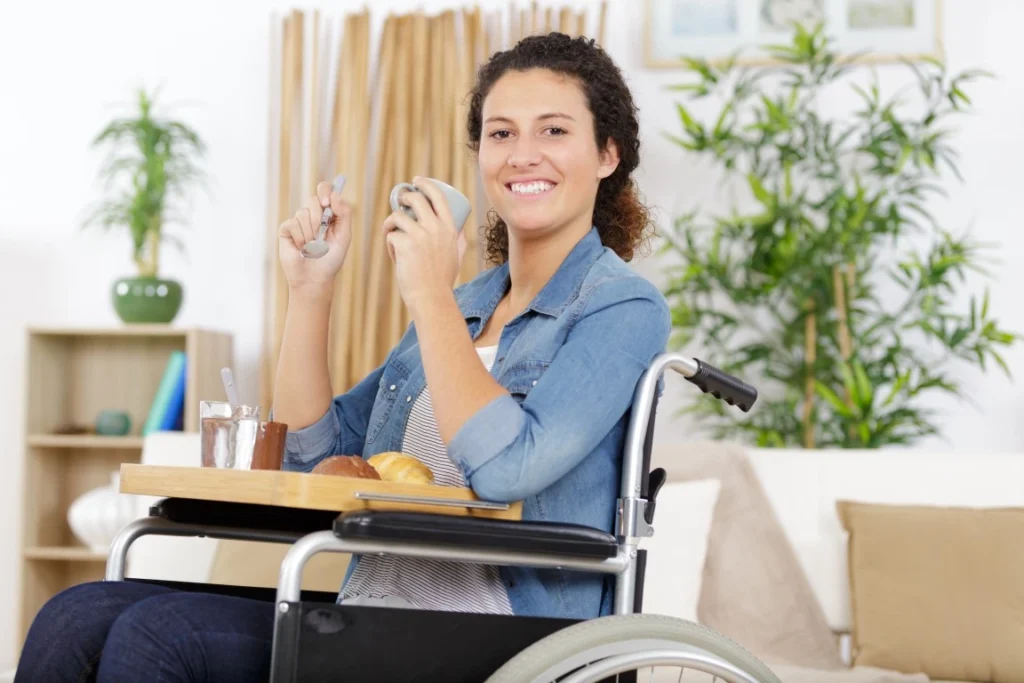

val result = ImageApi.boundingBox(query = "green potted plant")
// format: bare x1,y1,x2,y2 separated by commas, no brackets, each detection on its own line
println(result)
660,24,1021,449
84,87,207,324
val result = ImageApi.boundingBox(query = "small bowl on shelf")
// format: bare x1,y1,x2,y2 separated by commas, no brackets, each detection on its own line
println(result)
95,410,132,436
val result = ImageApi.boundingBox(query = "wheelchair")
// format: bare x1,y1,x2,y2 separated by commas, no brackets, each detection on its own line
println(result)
105,353,781,683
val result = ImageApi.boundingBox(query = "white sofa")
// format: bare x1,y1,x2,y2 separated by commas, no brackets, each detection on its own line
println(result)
643,440,1024,683
740,446,1024,635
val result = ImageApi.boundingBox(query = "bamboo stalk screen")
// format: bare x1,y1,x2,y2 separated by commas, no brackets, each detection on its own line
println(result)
261,3,607,408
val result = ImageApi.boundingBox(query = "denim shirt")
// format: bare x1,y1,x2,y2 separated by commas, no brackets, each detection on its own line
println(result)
282,227,671,620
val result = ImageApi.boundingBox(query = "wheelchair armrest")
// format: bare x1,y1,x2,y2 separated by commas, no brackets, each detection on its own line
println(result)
150,498,340,535
334,510,618,559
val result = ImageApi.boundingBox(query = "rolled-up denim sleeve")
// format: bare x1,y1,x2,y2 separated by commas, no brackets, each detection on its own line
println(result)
448,277,671,502
280,352,390,473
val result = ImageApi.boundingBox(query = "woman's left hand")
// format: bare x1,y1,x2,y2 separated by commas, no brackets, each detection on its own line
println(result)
383,177,468,312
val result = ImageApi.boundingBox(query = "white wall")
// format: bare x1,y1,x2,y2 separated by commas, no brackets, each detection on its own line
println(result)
1,0,1022,668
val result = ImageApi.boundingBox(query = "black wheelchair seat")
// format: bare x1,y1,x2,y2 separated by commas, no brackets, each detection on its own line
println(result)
274,601,582,683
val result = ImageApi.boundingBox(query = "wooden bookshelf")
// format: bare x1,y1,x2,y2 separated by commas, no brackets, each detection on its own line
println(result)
18,325,232,643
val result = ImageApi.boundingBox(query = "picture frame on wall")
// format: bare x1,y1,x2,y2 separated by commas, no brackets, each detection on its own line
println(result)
643,0,943,68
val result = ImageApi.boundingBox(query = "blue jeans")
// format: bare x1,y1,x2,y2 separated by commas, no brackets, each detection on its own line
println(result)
15,581,275,682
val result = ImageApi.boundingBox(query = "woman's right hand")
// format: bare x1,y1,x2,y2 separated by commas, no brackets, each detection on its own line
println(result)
277,180,352,291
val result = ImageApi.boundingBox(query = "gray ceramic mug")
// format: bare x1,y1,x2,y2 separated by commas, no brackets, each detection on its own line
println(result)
389,178,471,232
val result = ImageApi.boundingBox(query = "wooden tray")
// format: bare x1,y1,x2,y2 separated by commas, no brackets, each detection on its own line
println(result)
119,464,522,520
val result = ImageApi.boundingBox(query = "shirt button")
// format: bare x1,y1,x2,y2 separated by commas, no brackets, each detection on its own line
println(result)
532,380,537,386
406,396,412,403
389,384,396,391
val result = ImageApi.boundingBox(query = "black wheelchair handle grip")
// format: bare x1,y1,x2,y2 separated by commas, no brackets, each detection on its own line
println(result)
685,358,758,412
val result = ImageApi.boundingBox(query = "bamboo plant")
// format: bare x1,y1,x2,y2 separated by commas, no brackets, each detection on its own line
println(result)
660,24,1020,449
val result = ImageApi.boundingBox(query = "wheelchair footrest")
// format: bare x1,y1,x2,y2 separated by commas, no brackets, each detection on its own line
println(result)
334,510,619,558
151,498,340,535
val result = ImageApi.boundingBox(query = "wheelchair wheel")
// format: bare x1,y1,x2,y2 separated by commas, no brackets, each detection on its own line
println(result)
484,614,782,683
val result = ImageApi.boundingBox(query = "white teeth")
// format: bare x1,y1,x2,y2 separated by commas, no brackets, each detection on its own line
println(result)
510,181,554,195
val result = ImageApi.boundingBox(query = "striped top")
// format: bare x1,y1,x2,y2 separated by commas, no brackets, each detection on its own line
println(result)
338,345,514,615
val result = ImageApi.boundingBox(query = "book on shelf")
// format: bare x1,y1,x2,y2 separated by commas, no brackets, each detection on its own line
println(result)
142,350,187,435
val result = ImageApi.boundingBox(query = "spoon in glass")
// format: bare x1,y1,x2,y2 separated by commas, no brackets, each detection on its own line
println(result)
301,174,346,259
220,367,240,405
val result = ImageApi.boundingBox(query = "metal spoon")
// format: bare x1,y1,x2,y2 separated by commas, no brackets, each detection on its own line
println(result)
301,174,346,259
220,367,240,405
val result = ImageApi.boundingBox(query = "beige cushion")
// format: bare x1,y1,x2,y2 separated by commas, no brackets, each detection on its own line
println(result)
838,500,1024,682
209,540,351,593
651,440,844,669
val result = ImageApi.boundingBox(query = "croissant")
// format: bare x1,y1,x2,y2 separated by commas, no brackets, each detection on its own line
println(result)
367,452,434,485
311,455,381,480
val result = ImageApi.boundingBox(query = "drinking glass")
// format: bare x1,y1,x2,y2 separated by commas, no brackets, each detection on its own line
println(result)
200,401,260,469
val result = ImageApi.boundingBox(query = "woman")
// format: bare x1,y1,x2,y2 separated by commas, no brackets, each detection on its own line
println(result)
16,32,670,682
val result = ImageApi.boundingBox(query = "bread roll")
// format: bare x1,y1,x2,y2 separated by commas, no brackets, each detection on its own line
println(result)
367,452,434,485
311,455,381,480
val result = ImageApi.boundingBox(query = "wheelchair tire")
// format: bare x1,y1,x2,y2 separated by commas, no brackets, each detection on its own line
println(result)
483,613,782,683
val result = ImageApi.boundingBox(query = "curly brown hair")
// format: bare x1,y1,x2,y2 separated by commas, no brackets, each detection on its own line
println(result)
466,32,654,265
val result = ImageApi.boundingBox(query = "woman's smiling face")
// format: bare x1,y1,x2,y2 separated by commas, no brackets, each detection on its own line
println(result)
477,68,619,241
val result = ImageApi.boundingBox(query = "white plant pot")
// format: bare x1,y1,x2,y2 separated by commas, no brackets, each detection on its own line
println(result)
67,472,137,553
